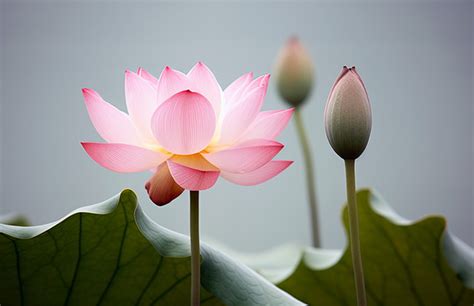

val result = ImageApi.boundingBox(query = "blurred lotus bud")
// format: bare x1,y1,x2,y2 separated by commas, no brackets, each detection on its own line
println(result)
324,66,372,160
275,37,314,107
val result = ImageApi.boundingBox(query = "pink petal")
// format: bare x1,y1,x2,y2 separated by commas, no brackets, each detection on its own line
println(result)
221,160,293,186
137,67,159,86
203,139,284,173
243,74,270,95
125,70,157,141
187,62,222,116
156,66,190,105
145,163,184,206
218,81,269,145
82,88,139,145
167,159,220,190
223,72,253,110
239,108,294,142
81,142,169,173
151,90,216,155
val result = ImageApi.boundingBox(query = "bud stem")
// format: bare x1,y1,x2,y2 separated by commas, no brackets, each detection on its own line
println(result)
344,159,367,306
294,108,321,248
190,190,200,306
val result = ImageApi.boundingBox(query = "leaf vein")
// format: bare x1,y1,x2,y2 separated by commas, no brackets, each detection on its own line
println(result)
135,255,163,306
96,203,129,306
63,214,83,306
151,272,191,305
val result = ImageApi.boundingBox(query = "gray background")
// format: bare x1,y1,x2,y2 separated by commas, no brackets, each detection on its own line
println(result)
1,0,472,251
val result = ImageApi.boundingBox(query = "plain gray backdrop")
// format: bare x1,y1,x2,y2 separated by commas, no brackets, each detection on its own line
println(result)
1,0,472,251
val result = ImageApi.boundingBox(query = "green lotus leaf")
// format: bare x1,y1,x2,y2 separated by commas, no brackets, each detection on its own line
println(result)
0,189,303,306
216,189,474,306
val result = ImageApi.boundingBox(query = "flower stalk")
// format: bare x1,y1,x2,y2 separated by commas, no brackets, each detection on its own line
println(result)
275,37,320,247
344,159,367,306
190,190,200,306
293,108,321,248
324,66,372,306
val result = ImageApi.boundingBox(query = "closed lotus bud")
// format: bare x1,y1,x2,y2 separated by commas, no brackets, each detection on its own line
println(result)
275,36,314,107
324,66,372,160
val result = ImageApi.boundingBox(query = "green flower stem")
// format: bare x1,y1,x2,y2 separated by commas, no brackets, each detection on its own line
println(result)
344,159,367,306
294,108,321,248
190,190,200,306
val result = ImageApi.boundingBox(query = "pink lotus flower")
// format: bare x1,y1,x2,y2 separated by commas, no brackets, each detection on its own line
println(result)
82,62,294,205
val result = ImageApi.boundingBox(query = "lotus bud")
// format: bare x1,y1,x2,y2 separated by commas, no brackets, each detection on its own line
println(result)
275,36,314,107
324,66,372,160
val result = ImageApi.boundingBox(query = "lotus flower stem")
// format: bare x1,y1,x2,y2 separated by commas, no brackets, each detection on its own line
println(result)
294,108,321,248
344,159,367,306
190,190,200,306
